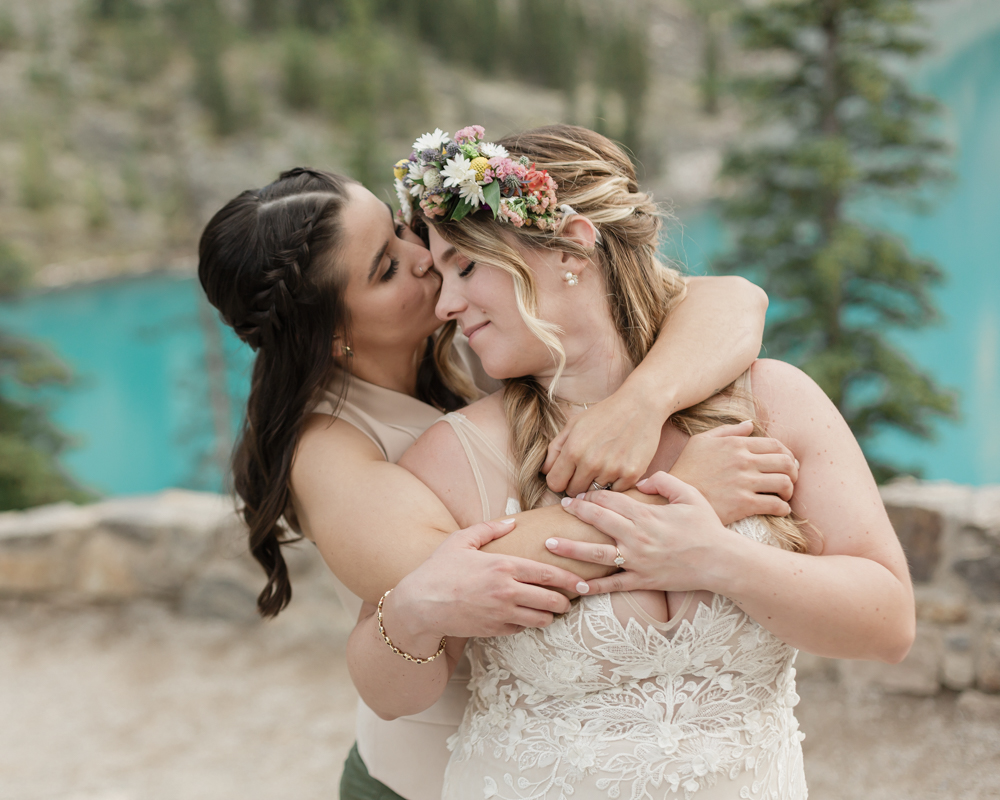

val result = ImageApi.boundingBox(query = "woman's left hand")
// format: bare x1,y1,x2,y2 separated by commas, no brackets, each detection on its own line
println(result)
546,471,730,594
542,391,665,498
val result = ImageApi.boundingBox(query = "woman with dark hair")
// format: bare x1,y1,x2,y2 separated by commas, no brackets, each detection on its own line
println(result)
198,166,796,800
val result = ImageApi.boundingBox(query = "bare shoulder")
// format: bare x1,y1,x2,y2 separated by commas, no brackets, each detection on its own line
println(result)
749,359,846,450
293,412,384,483
455,390,508,444
400,391,507,473
397,397,505,528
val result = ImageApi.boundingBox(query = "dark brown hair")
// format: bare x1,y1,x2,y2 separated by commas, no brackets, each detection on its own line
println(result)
200,168,470,617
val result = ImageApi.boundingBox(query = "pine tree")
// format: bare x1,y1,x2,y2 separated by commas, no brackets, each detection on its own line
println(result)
685,0,736,115
717,0,956,481
0,242,87,510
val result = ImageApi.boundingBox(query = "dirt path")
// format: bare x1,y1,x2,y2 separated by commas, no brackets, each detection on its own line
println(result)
2,602,997,800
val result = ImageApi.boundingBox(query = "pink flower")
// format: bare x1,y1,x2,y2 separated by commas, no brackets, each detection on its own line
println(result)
453,125,486,145
499,202,526,227
420,193,447,217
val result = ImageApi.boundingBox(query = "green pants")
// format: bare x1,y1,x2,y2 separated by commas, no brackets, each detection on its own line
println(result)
340,743,408,800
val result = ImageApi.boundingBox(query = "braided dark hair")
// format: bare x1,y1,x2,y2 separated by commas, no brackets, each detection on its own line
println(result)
199,168,467,617
199,168,352,617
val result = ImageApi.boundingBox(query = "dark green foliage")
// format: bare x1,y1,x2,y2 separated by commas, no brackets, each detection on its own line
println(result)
248,0,285,32
170,0,240,136
514,0,584,96
596,17,649,160
0,9,20,51
685,0,736,116
281,30,323,110
296,0,342,31
92,0,145,21
0,243,87,510
718,0,956,481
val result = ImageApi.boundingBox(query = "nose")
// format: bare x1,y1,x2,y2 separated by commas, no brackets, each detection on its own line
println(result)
434,269,467,322
411,243,433,278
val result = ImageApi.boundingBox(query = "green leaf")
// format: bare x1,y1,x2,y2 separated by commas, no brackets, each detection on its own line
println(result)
484,181,501,218
449,197,475,222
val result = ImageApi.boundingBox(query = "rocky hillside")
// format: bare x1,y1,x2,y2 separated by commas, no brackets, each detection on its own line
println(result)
0,0,736,287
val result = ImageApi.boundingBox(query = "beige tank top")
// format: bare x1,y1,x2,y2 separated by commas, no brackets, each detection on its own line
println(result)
309,341,498,800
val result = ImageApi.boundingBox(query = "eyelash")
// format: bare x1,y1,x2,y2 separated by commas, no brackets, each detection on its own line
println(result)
458,261,476,278
382,258,399,282
394,223,406,237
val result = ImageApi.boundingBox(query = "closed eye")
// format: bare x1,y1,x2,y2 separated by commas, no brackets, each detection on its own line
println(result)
458,261,476,278
381,258,399,281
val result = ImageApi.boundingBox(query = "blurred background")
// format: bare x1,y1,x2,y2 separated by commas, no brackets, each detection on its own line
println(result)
0,0,998,798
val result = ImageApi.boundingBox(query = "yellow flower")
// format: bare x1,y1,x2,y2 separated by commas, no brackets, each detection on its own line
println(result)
393,159,410,181
470,157,490,182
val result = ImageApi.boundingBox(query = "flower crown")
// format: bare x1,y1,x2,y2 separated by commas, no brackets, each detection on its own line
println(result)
393,125,561,230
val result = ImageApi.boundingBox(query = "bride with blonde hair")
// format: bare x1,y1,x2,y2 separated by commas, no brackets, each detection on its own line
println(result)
348,124,914,799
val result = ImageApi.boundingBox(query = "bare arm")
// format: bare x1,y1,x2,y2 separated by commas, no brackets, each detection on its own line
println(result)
555,359,915,663
290,413,614,607
543,275,768,496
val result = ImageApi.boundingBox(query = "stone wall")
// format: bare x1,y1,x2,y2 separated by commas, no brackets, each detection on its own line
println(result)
2,481,1000,696
827,479,1000,697
0,490,343,625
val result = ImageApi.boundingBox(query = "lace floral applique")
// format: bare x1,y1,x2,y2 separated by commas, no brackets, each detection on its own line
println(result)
442,516,808,800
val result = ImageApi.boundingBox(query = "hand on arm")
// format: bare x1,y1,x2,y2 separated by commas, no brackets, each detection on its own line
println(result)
348,517,588,720
292,413,612,607
543,275,768,496
669,420,798,524
547,360,915,664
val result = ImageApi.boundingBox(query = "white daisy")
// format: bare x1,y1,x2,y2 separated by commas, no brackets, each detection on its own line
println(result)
457,177,485,205
441,154,476,189
412,128,449,154
407,160,425,182
479,142,509,159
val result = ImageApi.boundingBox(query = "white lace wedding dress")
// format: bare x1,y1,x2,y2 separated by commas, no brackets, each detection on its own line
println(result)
437,411,807,800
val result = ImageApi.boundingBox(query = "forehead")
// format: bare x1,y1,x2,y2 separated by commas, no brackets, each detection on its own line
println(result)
337,183,393,283
426,225,458,262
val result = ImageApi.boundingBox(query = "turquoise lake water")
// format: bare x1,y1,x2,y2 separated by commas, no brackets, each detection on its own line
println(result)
1,24,998,495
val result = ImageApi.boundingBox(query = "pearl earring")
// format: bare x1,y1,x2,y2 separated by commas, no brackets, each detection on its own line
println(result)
564,271,579,286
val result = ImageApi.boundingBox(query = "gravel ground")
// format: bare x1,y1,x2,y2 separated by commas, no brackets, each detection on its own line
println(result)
2,602,998,800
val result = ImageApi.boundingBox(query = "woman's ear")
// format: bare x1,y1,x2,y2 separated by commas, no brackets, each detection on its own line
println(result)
559,214,599,253
557,214,599,275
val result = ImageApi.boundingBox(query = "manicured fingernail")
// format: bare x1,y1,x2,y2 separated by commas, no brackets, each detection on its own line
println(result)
794,459,800,470
545,538,558,550
576,582,590,594
636,479,647,486
502,518,516,524
561,497,572,507
576,493,585,500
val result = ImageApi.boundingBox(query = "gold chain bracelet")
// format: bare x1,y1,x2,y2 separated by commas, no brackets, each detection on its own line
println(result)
377,588,447,664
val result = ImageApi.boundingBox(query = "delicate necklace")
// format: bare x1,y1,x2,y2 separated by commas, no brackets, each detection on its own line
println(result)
553,395,599,411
